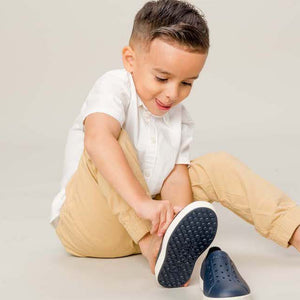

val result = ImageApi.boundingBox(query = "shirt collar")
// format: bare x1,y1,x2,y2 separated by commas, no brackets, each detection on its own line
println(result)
137,94,170,126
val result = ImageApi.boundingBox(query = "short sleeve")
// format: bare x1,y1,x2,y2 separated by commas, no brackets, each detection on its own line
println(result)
80,71,130,131
175,105,195,167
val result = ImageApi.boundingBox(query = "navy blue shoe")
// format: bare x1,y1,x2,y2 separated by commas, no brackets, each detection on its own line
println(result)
200,247,252,299
154,201,218,288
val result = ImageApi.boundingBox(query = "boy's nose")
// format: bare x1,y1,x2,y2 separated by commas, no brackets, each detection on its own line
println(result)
165,84,179,101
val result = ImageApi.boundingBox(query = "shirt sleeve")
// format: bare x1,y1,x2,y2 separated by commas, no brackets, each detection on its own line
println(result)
80,71,130,131
175,104,195,167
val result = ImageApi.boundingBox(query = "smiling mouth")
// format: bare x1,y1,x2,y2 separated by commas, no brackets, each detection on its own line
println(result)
156,98,171,108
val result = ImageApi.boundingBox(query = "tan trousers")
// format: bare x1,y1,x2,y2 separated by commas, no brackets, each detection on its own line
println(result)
55,129,300,258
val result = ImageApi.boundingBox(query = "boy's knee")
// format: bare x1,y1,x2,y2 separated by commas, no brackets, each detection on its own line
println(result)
194,151,236,165
211,151,239,166
214,151,234,159
192,151,236,166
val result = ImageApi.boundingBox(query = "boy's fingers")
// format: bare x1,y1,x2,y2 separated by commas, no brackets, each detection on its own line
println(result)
151,225,158,235
151,220,159,234
158,211,166,236
162,207,173,233
173,206,183,215
158,207,174,236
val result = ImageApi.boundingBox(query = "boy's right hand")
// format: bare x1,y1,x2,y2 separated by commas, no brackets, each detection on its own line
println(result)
134,199,183,237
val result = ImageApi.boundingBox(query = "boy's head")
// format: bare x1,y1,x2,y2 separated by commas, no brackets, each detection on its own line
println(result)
122,0,209,116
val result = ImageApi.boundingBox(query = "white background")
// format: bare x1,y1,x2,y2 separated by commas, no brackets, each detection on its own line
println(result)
0,1,299,299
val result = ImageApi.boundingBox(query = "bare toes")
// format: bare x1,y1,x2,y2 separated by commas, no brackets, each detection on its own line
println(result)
183,278,191,287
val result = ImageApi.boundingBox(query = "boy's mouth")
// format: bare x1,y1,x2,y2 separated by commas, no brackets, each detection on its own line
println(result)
155,98,172,110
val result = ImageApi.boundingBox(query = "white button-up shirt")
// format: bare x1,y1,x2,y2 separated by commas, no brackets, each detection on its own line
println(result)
49,68,195,227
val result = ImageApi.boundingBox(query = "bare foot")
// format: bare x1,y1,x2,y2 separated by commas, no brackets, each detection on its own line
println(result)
138,232,191,287
139,232,163,274
289,225,300,252
183,278,191,287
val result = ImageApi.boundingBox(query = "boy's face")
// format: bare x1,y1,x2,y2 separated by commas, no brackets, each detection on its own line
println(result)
122,38,208,116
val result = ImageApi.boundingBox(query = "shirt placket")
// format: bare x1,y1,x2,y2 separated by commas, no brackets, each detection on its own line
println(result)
142,110,157,180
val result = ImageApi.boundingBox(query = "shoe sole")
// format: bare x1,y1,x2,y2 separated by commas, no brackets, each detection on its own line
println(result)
154,201,218,288
199,275,252,300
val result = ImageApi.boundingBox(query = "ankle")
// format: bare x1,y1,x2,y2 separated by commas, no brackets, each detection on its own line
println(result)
289,225,300,250
291,240,300,252
138,232,151,255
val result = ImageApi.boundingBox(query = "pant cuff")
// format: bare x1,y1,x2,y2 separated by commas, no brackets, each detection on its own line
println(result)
119,208,152,244
269,205,300,248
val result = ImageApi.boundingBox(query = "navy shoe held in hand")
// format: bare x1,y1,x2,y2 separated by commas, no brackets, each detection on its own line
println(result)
154,201,218,288
200,246,252,299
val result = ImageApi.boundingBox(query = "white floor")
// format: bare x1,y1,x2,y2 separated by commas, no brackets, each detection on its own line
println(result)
1,135,300,299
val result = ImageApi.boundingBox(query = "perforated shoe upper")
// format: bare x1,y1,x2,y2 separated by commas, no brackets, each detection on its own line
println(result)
200,247,251,298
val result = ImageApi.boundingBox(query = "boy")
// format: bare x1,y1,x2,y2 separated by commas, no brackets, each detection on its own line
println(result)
50,0,300,288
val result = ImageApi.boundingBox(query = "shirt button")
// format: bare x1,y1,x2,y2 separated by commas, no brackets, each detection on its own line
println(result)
144,171,150,177
151,136,156,144
143,111,151,121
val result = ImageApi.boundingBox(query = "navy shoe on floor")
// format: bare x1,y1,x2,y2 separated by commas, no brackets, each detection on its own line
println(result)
200,246,252,299
154,201,218,288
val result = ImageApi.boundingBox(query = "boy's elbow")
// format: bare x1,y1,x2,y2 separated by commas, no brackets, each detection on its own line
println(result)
84,112,121,137
83,112,122,149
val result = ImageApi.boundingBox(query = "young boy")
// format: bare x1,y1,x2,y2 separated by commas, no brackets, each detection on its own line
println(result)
50,0,300,288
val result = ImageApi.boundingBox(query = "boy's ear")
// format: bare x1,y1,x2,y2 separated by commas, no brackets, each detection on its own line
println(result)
122,46,136,73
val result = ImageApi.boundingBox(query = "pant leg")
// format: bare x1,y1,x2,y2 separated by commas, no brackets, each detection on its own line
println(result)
55,129,152,258
188,151,300,248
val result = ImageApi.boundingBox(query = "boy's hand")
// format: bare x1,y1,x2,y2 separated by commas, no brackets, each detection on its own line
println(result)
135,199,183,237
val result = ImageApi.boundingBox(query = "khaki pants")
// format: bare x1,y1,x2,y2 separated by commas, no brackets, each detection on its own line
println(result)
55,129,300,258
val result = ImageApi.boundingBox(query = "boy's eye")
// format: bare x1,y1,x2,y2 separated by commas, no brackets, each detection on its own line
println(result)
155,76,167,82
155,76,192,86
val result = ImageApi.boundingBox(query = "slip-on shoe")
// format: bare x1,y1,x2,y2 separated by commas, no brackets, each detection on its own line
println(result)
200,246,252,299
155,201,218,288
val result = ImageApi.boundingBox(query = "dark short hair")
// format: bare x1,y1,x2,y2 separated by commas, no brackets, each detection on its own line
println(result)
129,0,209,54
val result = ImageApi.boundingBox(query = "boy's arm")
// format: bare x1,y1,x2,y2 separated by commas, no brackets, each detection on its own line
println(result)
84,112,151,211
160,164,193,207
